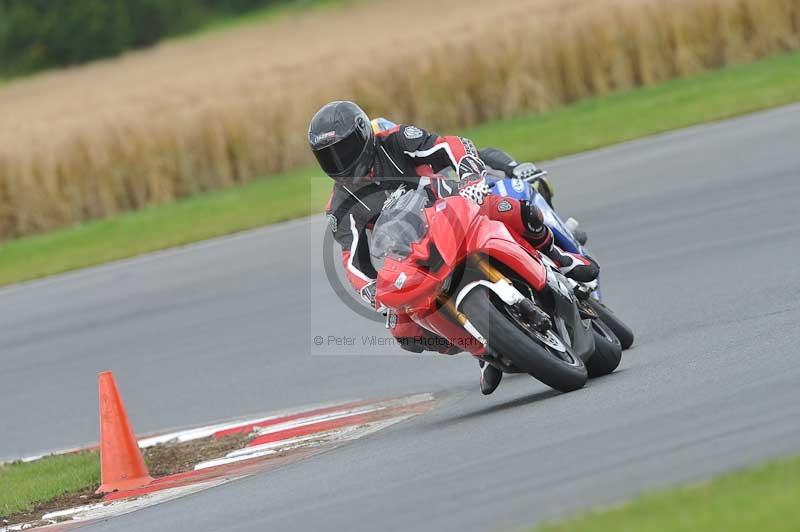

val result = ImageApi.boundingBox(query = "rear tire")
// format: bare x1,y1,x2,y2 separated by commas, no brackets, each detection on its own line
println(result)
587,299,634,350
586,320,622,378
461,287,587,393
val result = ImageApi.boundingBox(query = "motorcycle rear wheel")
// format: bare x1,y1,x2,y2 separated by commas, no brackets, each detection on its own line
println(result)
461,287,587,393
586,319,622,378
587,299,634,350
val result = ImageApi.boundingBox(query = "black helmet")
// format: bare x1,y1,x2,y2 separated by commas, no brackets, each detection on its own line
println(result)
309,101,375,182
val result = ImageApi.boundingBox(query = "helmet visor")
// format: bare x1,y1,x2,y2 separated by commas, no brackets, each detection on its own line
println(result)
312,129,368,178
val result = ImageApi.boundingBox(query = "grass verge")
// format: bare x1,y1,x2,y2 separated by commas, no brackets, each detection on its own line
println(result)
1,51,799,287
0,452,100,519
0,434,251,524
534,454,800,532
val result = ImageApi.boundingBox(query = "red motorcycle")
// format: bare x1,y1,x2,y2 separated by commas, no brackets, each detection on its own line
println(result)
371,185,621,393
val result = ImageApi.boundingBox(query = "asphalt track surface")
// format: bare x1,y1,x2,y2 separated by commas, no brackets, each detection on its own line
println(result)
2,105,800,531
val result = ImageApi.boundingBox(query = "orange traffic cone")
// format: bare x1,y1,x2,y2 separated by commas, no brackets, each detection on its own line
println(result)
95,371,154,494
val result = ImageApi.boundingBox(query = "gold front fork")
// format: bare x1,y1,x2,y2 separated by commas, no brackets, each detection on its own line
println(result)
470,254,506,283
438,255,507,324
437,295,468,326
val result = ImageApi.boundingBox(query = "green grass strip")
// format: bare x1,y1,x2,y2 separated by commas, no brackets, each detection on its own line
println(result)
534,454,800,532
0,452,99,518
1,51,800,287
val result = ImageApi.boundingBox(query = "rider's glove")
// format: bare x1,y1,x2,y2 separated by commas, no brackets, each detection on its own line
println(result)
458,174,490,205
510,161,540,180
359,281,386,312
457,154,486,180
512,162,554,207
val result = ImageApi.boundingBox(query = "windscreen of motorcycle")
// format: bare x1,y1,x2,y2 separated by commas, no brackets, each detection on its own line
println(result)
370,189,429,261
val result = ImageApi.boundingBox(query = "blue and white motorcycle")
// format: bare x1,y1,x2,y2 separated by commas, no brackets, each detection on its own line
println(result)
487,167,634,353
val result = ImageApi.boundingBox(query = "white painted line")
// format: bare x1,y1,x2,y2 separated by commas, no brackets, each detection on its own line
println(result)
193,396,434,471
252,405,385,437
225,433,333,458
135,399,350,448
40,502,107,520
136,416,281,448
1,524,43,532
1,523,47,532
139,399,376,447
193,449,278,471
194,419,409,471
249,393,433,439
351,415,416,439
194,428,356,470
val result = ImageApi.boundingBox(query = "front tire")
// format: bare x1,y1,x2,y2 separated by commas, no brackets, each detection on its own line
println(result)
586,319,622,378
587,298,634,350
461,287,587,393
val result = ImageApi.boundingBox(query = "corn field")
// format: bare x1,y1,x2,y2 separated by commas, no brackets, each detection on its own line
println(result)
0,0,798,240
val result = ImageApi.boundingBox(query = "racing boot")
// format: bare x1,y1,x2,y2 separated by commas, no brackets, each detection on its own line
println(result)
480,197,599,283
479,360,503,395
544,244,599,283
518,201,599,283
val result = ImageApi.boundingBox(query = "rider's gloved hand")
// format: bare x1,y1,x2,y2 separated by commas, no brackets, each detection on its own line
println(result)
457,154,486,180
510,161,539,180
360,281,386,312
512,162,554,207
458,173,490,205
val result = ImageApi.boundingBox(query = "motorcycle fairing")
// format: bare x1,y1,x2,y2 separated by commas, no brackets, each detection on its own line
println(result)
412,309,487,357
463,214,548,292
423,194,479,268
378,197,549,309
488,177,533,202
376,251,443,313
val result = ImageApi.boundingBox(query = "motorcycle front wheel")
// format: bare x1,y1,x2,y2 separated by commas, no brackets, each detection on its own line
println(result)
461,286,587,393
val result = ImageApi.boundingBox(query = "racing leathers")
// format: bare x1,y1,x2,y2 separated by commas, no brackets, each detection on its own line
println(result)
324,124,597,352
